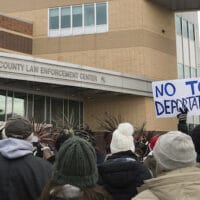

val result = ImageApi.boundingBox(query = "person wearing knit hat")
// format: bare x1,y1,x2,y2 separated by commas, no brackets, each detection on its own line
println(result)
143,135,160,178
0,116,52,200
153,131,196,171
40,136,112,200
131,131,200,200
110,122,135,154
53,136,98,187
190,124,200,163
98,122,151,200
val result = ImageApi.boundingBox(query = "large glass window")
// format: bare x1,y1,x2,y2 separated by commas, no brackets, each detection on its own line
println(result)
13,92,27,117
34,95,45,123
46,97,51,124
69,100,79,128
72,5,82,27
176,16,182,35
178,64,184,79
79,102,83,127
0,90,83,127
84,4,94,26
0,90,6,121
27,94,33,120
182,19,188,38
198,69,200,77
49,8,59,29
96,3,107,25
51,98,63,127
188,23,195,41
6,91,13,120
64,99,69,123
61,7,71,28
191,68,197,78
184,65,190,78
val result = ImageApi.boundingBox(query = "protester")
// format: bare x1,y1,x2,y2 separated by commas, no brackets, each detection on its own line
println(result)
190,125,200,163
41,130,72,164
143,135,159,177
177,107,189,134
0,116,52,200
98,122,152,200
177,107,200,163
40,136,112,200
132,131,200,200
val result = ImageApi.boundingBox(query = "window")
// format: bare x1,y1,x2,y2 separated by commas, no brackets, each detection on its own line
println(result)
0,90,6,121
49,8,59,30
178,64,184,79
34,95,45,122
182,19,188,38
188,23,195,41
13,92,27,117
61,7,71,28
184,65,190,78
96,3,107,25
72,5,82,27
48,2,108,37
191,68,197,78
198,69,200,77
176,16,182,35
84,4,94,26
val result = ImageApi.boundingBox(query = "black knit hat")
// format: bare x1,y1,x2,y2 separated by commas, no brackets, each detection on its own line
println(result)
52,136,98,188
191,125,200,154
5,116,33,139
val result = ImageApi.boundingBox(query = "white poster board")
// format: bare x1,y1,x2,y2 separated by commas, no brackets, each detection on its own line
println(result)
152,78,200,118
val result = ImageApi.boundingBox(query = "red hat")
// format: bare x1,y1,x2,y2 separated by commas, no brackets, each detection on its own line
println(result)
149,136,159,150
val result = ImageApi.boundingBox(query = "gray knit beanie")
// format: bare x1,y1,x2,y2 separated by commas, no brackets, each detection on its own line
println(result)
153,131,196,170
52,136,98,188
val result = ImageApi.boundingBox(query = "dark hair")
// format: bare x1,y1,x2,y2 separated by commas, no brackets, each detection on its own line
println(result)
55,132,71,151
40,180,112,200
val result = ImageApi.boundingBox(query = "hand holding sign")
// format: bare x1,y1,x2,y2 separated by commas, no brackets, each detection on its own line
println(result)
177,107,188,122
152,78,200,118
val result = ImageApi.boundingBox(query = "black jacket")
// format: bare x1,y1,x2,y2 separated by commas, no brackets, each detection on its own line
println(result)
98,151,151,200
0,153,52,200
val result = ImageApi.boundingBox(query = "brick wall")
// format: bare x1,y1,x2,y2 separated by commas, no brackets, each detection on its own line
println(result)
0,15,33,36
0,31,32,54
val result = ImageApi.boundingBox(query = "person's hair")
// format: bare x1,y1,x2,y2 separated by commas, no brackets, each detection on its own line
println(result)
40,180,112,200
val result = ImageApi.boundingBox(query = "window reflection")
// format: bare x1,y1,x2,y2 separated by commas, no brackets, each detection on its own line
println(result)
13,92,27,117
0,90,6,121
6,91,13,120
69,100,79,128
0,90,83,126
51,97,63,127
34,95,45,122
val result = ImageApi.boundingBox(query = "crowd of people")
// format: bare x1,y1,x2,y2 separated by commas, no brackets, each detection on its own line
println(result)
0,109,200,200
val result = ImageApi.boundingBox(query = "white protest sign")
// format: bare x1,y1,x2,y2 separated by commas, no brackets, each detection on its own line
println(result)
152,78,200,118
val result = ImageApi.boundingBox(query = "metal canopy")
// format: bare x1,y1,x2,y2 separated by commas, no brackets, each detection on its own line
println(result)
149,0,200,11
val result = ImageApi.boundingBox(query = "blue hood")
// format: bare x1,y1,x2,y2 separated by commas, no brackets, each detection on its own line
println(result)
0,138,33,159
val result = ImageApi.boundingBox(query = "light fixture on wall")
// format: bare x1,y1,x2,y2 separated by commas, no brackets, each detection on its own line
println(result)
161,29,165,34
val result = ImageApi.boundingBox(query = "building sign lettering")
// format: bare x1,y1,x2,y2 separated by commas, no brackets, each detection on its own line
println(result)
0,60,99,83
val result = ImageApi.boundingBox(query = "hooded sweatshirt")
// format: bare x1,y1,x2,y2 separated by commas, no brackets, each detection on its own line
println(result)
0,138,52,200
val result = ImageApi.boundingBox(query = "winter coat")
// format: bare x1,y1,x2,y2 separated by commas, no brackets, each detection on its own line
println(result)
0,138,52,200
131,166,200,200
98,150,152,200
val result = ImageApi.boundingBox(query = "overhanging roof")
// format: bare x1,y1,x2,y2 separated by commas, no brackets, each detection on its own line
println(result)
149,0,200,11
0,52,153,97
